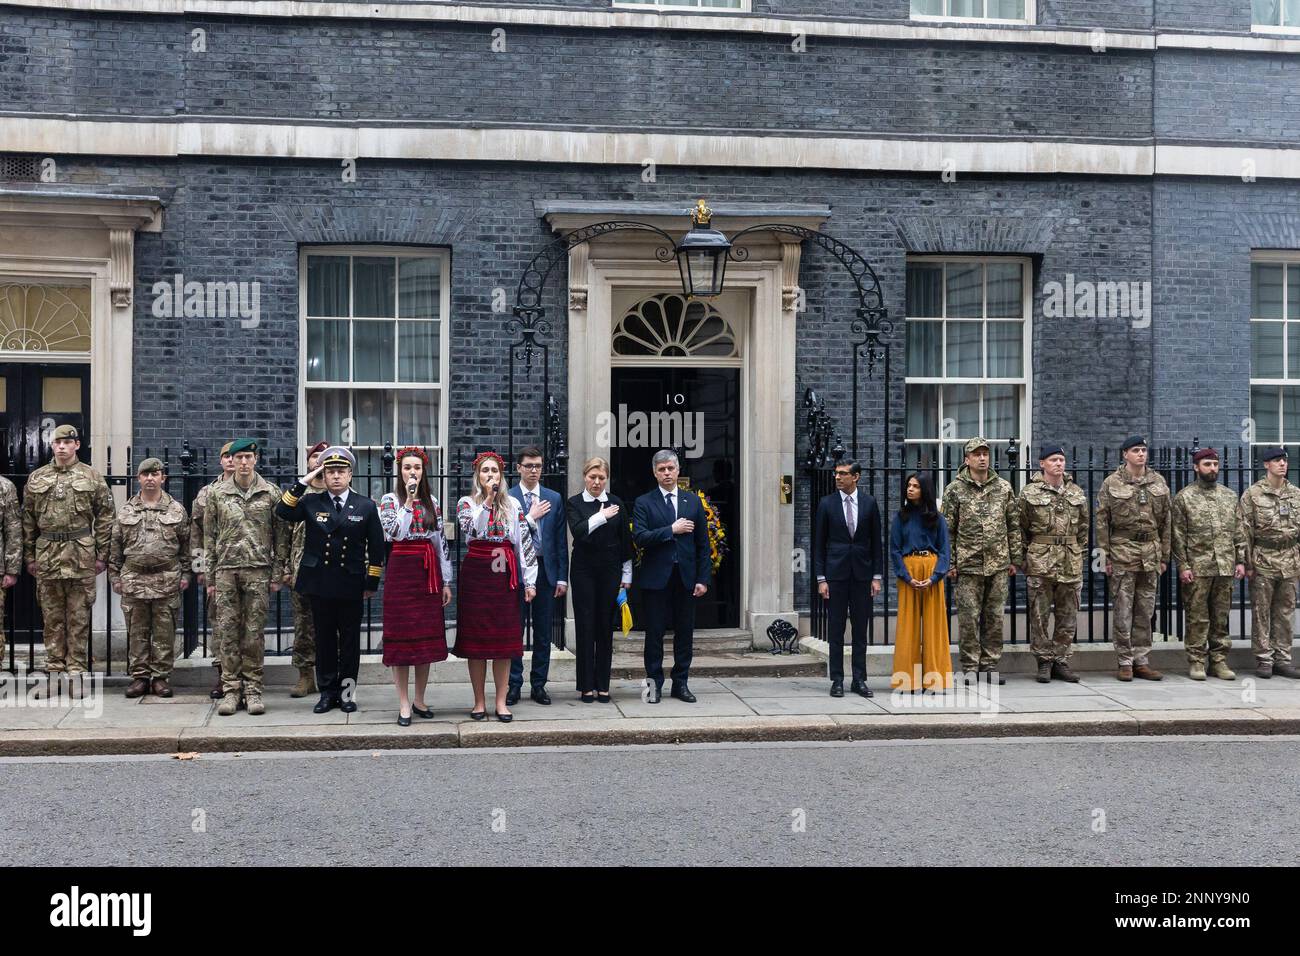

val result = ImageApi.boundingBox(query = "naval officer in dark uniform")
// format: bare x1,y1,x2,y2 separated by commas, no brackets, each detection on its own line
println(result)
276,445,385,715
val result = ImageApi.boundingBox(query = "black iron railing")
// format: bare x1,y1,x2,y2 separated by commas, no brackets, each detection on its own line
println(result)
1,444,569,673
804,442,1267,647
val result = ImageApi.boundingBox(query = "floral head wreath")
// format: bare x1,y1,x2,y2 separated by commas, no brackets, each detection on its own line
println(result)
472,450,506,476
395,445,430,468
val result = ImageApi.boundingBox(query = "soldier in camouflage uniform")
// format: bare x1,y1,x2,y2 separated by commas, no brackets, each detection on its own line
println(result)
281,440,326,698
191,440,234,699
1171,447,1245,681
1017,444,1090,682
942,436,1021,685
0,473,21,665
21,424,115,681
203,438,284,716
109,457,191,698
1237,445,1300,680
1095,435,1171,681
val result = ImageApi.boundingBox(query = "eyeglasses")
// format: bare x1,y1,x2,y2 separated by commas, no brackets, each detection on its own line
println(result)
519,463,543,470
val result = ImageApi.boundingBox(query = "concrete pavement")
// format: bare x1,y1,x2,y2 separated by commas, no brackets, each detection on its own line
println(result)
2,658,1298,755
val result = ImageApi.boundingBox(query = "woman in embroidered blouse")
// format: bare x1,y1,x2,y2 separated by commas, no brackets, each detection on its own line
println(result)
889,472,953,693
456,450,538,722
379,446,453,727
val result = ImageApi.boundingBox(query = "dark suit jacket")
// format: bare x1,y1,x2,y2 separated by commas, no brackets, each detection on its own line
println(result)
813,488,883,583
510,483,569,584
275,485,385,600
632,486,712,590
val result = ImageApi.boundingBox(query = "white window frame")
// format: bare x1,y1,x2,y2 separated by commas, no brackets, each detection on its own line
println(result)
612,0,750,12
297,244,452,484
903,255,1033,475
1248,251,1300,451
910,0,1035,25
1252,0,1300,33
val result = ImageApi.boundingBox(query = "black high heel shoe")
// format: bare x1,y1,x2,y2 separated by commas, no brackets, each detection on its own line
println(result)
411,704,434,720
469,710,487,721
495,711,513,722
580,692,595,703
596,692,612,704
397,712,412,727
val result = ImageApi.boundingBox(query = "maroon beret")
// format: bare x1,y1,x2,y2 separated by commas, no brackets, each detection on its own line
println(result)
1192,447,1219,464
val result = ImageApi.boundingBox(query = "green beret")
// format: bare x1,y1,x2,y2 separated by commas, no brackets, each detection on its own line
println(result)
137,457,165,475
227,438,259,455
52,424,79,441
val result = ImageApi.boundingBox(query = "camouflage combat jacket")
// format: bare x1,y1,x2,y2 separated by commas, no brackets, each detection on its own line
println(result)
941,466,1022,575
1171,480,1243,578
1016,471,1089,583
109,492,190,600
1095,466,1171,572
202,473,283,575
1237,478,1300,579
21,460,115,579
0,476,21,577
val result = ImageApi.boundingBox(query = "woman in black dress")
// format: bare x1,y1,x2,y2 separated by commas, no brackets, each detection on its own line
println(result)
566,457,633,703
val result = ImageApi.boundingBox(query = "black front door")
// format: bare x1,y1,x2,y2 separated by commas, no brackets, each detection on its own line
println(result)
1,362,92,635
609,365,740,630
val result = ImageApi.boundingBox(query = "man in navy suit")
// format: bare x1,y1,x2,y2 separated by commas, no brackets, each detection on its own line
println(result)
632,449,711,703
813,459,882,698
507,446,569,706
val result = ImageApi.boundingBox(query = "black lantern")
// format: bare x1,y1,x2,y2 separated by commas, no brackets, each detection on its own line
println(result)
675,199,731,298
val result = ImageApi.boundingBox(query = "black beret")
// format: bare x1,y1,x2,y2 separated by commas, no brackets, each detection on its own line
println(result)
1261,445,1288,462
1121,435,1147,452
1038,444,1065,461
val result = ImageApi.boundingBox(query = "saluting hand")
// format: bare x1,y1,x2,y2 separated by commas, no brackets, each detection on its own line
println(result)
303,464,325,485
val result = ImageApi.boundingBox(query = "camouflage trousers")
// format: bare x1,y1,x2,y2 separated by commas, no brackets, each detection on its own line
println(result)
1248,575,1296,665
290,589,316,671
1110,568,1157,666
215,568,271,696
0,584,7,663
1183,576,1233,667
1026,576,1080,662
37,576,96,674
122,596,179,680
954,572,1007,671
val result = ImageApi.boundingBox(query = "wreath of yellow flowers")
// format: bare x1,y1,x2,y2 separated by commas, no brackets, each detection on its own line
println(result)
629,489,729,572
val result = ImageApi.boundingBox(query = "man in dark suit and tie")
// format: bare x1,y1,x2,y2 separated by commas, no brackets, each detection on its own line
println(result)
275,446,385,715
507,445,569,706
633,449,712,703
813,459,883,698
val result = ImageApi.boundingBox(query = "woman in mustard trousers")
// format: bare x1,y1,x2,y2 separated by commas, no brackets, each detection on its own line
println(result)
890,473,953,692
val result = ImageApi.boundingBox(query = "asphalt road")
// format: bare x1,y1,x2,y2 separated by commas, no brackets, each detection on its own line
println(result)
2,737,1292,866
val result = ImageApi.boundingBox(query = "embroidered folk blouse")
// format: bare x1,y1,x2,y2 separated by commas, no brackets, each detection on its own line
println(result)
456,494,539,590
379,491,453,585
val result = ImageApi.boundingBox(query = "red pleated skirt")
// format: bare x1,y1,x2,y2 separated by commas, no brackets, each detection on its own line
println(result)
381,540,448,666
453,538,522,660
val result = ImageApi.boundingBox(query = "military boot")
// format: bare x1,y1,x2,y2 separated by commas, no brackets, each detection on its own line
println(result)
1036,660,1052,683
209,663,224,700
245,693,266,715
1187,662,1207,681
217,691,240,716
1256,662,1273,679
1133,663,1163,681
151,678,173,698
1208,660,1236,680
1117,664,1133,681
1273,662,1300,679
1051,661,1080,683
125,678,149,699
290,667,316,698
